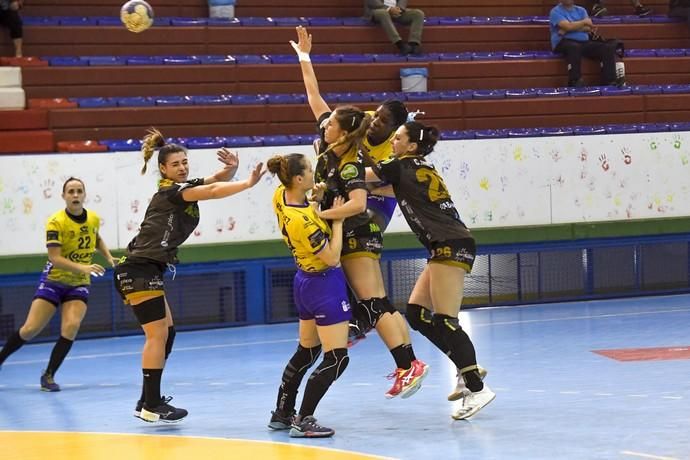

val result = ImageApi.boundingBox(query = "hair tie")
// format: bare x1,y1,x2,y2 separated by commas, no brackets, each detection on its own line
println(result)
419,129,424,141
407,110,425,122
352,115,357,127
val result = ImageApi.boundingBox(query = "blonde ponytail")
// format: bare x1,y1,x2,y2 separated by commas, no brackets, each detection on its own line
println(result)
140,127,166,175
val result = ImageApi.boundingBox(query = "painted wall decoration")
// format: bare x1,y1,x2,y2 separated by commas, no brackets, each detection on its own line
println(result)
1,132,689,256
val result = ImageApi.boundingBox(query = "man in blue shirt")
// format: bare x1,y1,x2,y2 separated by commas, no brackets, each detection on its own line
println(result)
550,0,620,87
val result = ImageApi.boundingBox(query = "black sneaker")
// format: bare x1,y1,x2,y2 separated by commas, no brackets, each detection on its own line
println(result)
289,415,335,438
634,4,652,17
134,395,172,419
395,40,411,56
591,4,608,17
40,371,60,392
139,399,188,423
268,410,295,430
408,42,423,56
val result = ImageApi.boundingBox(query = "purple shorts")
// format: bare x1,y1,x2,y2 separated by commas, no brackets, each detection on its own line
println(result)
33,280,89,307
293,267,352,326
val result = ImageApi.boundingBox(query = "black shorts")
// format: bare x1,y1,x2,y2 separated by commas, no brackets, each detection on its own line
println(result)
341,222,383,260
427,238,476,273
113,258,165,304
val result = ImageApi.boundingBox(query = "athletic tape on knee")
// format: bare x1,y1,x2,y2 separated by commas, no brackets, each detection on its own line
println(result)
165,326,176,360
131,296,166,325
405,303,433,332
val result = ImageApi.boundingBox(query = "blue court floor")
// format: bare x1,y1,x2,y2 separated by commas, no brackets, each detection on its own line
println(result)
2,294,690,460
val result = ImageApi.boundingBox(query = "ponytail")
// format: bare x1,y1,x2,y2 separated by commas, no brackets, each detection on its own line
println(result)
140,127,166,175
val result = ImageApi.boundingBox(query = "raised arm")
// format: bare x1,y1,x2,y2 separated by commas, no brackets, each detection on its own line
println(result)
290,26,331,120
181,163,265,201
202,148,240,184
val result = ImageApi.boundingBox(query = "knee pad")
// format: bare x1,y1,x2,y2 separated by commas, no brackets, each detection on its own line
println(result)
165,326,176,360
131,296,166,325
405,303,433,332
432,313,462,336
287,344,322,377
356,297,394,328
309,348,349,384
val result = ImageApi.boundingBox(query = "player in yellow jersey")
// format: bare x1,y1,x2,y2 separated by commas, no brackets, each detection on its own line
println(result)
266,153,350,438
0,177,115,391
291,25,428,399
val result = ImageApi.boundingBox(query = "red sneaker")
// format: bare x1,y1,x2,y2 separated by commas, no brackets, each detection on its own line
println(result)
384,360,429,399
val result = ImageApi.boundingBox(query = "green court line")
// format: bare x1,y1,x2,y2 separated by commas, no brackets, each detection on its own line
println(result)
1,217,688,275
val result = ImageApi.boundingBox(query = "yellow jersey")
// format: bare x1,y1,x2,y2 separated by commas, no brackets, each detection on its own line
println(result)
272,185,332,272
362,110,395,163
44,209,101,286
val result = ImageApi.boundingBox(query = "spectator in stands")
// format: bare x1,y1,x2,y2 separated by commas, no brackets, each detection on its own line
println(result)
364,0,425,56
0,0,23,57
0,178,115,391
290,25,429,399
550,0,623,87
361,120,494,420
668,0,690,28
588,0,651,17
266,154,349,439
113,131,264,423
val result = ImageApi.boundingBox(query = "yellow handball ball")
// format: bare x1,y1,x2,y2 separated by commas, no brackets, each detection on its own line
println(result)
120,0,154,33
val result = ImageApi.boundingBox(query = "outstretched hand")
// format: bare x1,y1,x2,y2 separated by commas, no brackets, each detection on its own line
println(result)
246,162,267,188
289,25,312,55
212,148,240,182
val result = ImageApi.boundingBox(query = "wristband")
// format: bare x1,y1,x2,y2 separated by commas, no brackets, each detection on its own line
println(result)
296,51,311,63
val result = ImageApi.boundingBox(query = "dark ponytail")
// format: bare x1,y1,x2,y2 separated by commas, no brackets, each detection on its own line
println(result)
404,121,440,156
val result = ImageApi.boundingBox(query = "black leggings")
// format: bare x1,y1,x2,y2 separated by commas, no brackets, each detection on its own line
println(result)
0,9,22,39
555,38,617,85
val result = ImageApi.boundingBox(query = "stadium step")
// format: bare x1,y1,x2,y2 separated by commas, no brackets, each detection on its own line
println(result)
0,130,54,153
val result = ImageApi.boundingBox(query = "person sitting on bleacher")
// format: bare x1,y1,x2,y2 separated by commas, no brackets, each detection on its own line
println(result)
364,0,425,56
668,0,690,28
588,0,651,18
550,0,623,87
0,0,22,57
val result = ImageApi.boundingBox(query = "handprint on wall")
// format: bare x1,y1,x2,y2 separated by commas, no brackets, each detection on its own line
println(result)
216,218,223,233
22,197,33,215
227,217,236,231
599,154,610,172
3,198,15,214
130,200,140,213
621,147,632,165
41,179,55,199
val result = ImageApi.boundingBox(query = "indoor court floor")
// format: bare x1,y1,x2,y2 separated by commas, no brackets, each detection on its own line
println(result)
2,293,689,460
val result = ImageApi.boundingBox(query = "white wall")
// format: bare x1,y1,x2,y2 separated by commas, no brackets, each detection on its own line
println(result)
1,131,689,256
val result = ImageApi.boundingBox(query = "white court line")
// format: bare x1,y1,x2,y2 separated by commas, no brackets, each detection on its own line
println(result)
3,338,299,366
594,393,613,396
527,389,545,393
621,450,679,460
662,396,683,400
559,391,580,395
5,307,690,366
627,394,648,398
208,382,228,386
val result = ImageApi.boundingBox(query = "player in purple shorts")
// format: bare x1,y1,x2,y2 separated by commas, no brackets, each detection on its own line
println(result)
0,177,115,391
266,153,350,439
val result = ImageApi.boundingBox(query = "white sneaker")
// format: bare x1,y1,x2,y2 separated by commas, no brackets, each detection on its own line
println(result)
451,384,495,420
447,365,488,401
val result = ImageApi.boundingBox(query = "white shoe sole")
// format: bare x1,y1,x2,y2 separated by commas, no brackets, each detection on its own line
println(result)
138,408,186,424
400,364,430,399
451,392,496,420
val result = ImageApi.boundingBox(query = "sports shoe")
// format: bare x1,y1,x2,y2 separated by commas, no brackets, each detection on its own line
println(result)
634,4,652,17
448,365,488,401
134,395,172,419
268,409,295,430
451,384,496,420
139,400,188,423
384,359,429,399
591,3,607,17
289,415,335,438
40,371,60,392
400,359,430,399
346,318,368,348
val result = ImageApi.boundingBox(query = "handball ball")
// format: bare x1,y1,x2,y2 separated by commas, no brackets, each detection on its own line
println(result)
120,0,154,33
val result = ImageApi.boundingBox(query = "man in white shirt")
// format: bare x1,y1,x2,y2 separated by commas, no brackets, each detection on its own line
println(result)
364,0,425,56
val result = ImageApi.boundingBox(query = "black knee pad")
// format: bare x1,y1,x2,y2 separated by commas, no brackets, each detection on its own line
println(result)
405,303,434,332
284,344,322,384
165,326,176,359
131,296,166,325
309,348,349,384
357,297,393,328
432,313,462,337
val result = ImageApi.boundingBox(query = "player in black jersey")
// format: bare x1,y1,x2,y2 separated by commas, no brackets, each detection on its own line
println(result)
291,25,428,398
114,128,265,423
363,120,496,420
